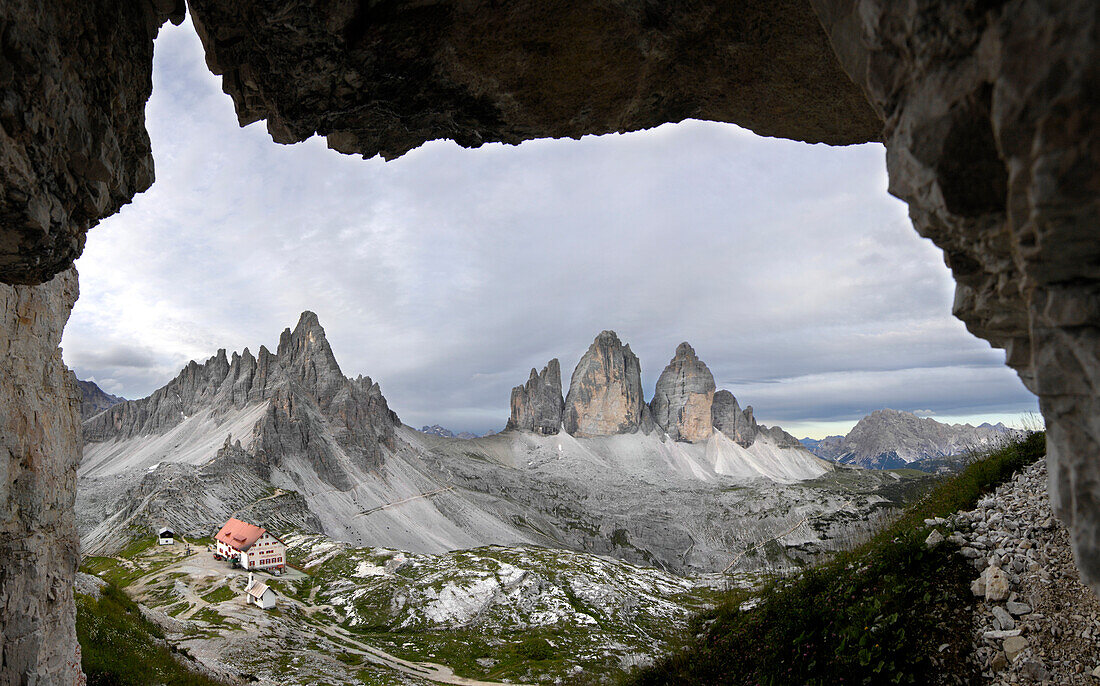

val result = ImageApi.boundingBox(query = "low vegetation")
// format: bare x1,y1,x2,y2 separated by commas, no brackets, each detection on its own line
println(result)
631,431,1046,685
76,581,231,686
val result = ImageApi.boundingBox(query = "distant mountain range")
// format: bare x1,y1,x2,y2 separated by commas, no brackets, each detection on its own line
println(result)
75,379,126,420
75,312,907,574
418,425,482,439
799,409,1026,470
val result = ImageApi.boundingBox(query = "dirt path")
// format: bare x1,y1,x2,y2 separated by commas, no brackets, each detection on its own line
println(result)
230,489,288,516
353,485,454,518
124,546,530,686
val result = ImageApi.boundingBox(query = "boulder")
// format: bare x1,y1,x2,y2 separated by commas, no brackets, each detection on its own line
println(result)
1003,635,1029,662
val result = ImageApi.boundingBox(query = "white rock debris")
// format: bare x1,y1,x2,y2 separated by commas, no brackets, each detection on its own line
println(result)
939,460,1100,684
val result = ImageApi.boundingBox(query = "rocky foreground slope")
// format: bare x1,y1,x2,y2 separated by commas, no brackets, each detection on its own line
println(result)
78,313,908,575
939,460,1100,683
801,409,1025,469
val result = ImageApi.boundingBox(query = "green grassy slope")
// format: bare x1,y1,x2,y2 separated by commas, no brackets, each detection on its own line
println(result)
77,581,231,686
630,431,1046,686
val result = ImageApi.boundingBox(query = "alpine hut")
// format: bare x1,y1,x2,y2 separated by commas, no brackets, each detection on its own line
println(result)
214,518,287,572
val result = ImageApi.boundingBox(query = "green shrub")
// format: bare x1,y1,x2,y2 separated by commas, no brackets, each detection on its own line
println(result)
630,431,1045,686
517,637,555,661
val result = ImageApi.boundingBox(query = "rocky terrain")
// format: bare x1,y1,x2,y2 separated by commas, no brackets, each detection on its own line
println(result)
76,378,125,420
77,314,913,576
77,439,322,555
79,529,734,685
801,409,1025,469
932,460,1100,683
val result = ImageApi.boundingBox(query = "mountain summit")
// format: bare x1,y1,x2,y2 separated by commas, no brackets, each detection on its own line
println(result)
650,342,716,442
563,331,652,436
507,359,564,435
801,409,1025,468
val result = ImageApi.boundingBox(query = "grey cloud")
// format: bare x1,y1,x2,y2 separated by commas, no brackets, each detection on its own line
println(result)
66,343,160,370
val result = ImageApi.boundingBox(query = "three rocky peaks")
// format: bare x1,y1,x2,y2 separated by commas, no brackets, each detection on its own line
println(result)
507,330,799,447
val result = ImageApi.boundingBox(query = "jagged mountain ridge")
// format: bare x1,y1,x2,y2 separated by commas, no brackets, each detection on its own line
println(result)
508,333,807,451
79,313,889,574
75,378,125,420
799,409,1025,469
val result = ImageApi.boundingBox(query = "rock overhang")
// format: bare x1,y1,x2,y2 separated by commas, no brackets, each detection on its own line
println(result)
0,7,1099,682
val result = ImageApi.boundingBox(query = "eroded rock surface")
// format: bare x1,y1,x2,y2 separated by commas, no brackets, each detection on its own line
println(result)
84,311,399,481
564,332,651,437
185,0,880,161
650,343,715,443
76,378,125,420
712,390,802,450
811,0,1100,590
0,1,183,284
506,359,564,435
712,391,758,448
0,268,81,684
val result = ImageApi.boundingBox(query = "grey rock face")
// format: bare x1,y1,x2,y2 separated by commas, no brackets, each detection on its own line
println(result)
0,268,81,684
563,332,650,436
506,359,564,435
811,0,1100,590
184,1,878,163
76,378,125,420
650,343,715,442
0,1,183,284
276,311,346,412
712,391,757,448
85,311,399,484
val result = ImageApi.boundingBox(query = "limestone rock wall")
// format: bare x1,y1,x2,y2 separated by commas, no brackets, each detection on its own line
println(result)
810,0,1100,591
564,331,652,437
712,391,757,448
0,1,183,285
650,343,715,443
0,268,81,684
506,359,564,435
185,0,881,161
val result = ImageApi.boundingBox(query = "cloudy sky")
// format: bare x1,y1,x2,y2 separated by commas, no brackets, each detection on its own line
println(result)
61,18,1038,439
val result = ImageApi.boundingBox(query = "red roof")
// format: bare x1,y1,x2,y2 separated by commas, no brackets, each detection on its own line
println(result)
215,518,266,552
